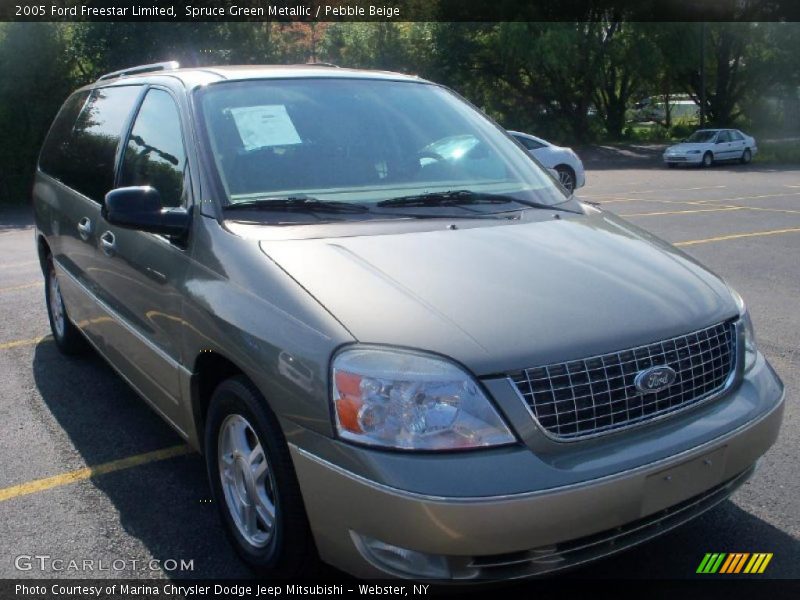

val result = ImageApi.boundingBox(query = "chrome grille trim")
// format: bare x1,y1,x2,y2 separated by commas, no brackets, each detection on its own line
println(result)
509,320,739,441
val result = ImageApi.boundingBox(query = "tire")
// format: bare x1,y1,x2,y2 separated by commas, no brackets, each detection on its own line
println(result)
666,163,676,169
555,165,576,193
701,152,713,168
741,148,752,164
44,255,87,355
205,376,318,578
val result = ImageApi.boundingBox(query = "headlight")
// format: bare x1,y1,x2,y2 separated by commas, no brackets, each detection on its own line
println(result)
731,289,758,372
331,346,515,450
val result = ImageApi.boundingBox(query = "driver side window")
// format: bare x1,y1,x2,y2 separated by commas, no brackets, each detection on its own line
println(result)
120,89,187,207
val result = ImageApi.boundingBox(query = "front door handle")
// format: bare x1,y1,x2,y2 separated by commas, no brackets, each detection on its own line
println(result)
100,231,116,257
77,217,92,241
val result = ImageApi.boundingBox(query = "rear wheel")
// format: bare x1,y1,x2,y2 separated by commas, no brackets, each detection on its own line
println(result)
741,148,752,164
701,152,714,168
44,256,86,355
205,376,318,578
555,165,576,193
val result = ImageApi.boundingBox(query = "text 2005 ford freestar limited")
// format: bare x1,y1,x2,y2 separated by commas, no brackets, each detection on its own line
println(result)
33,63,784,579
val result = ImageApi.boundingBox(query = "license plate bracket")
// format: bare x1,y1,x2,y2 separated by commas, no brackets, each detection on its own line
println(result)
642,446,727,516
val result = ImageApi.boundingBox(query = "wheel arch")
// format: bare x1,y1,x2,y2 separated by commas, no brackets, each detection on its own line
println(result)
554,163,575,176
37,234,51,274
190,350,247,454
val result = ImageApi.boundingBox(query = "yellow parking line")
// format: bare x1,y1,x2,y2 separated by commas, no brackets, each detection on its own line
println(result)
0,281,42,293
581,185,726,199
601,191,800,205
0,260,38,269
622,204,800,217
0,444,193,503
0,335,50,350
675,227,800,247
620,207,745,217
729,205,800,216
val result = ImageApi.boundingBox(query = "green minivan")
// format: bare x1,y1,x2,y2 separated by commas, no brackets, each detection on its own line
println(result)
33,62,784,579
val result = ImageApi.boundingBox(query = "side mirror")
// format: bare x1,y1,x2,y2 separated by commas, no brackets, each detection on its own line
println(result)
102,187,190,237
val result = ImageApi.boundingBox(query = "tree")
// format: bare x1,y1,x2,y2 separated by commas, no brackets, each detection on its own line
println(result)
0,23,77,203
663,22,794,127
591,22,660,139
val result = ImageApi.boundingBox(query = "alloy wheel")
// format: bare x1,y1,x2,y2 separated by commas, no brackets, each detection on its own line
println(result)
48,267,66,339
217,414,277,549
557,168,575,192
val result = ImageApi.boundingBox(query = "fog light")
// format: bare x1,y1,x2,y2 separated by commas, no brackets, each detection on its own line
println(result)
351,532,450,578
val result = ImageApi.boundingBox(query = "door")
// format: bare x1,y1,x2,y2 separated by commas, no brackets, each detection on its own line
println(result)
729,130,747,158
93,87,192,429
715,130,734,159
37,86,142,346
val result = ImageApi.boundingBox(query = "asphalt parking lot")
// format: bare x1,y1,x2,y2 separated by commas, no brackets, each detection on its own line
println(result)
0,162,798,581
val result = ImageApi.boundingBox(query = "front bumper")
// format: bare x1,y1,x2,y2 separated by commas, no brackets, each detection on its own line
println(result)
663,153,704,164
290,356,784,579
573,161,586,188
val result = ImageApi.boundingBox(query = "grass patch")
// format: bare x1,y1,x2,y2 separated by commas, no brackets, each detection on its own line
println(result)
620,118,700,143
754,140,800,165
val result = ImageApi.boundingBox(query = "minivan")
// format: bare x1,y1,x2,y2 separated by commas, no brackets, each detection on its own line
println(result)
33,62,785,579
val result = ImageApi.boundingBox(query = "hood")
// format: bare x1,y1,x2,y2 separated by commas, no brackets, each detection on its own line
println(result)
259,212,737,375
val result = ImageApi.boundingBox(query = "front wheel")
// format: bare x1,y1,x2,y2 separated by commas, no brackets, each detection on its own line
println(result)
44,256,86,355
555,165,576,193
205,376,318,578
701,152,714,168
741,148,752,164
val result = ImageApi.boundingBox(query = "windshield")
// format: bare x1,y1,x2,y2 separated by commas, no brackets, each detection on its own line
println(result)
686,130,718,143
197,78,567,214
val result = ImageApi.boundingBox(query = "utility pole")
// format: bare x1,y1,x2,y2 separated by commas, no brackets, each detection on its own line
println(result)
700,22,706,127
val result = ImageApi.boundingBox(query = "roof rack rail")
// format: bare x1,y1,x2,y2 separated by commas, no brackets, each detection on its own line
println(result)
96,61,180,82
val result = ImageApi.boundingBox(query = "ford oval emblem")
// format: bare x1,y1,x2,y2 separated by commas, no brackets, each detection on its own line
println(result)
634,365,677,394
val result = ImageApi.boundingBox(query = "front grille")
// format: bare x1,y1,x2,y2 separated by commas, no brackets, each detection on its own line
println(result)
510,321,737,440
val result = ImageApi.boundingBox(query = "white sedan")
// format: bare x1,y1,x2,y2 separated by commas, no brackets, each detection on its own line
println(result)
509,131,586,192
663,128,758,168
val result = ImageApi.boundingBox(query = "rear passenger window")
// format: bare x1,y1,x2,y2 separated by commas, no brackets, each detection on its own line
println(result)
39,91,91,179
120,89,187,207
517,137,544,151
43,86,141,203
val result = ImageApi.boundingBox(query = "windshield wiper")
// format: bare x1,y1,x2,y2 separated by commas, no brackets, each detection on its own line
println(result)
225,196,370,213
375,189,573,212
376,190,514,208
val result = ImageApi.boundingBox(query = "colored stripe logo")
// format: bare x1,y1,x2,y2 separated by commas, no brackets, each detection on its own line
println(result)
697,553,773,574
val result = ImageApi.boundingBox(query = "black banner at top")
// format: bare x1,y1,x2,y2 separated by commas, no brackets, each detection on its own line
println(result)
3,0,800,22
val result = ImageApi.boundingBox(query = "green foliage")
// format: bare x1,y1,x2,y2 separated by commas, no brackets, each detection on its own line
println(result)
669,119,697,141
0,23,78,204
1,21,799,205
754,140,800,165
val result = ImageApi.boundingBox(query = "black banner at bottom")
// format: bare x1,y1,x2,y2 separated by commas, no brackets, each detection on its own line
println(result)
3,579,800,600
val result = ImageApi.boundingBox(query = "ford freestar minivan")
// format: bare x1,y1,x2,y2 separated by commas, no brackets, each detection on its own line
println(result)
33,63,785,580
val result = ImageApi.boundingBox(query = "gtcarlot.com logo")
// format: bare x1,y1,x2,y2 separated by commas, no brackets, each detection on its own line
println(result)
696,552,773,574
14,555,194,573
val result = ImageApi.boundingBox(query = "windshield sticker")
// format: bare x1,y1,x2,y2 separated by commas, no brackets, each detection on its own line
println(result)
229,105,302,150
